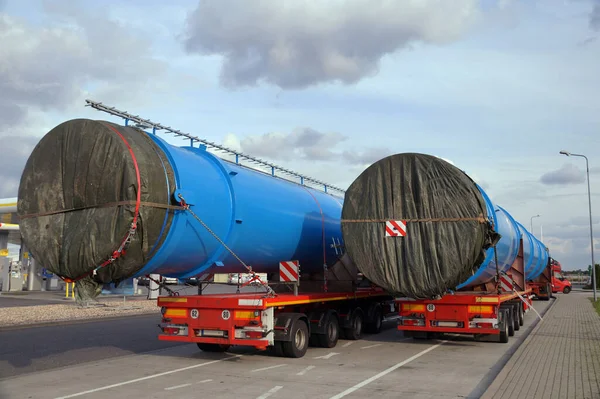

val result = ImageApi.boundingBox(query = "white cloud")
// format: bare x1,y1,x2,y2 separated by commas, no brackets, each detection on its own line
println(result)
540,164,586,185
182,0,482,89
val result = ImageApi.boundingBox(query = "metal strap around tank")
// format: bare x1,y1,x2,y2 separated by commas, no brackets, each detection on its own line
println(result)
18,201,183,219
341,215,488,223
177,193,277,297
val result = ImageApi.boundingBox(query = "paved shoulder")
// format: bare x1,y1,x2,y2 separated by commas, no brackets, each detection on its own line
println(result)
482,293,600,399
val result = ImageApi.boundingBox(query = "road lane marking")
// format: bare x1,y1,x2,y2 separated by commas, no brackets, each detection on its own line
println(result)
165,383,191,391
251,364,287,373
296,365,315,376
328,341,446,399
360,344,382,349
342,342,354,348
314,352,339,359
53,355,242,399
198,379,213,384
256,386,283,399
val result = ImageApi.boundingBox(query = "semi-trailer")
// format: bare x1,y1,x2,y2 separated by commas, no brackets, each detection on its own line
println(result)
340,153,553,343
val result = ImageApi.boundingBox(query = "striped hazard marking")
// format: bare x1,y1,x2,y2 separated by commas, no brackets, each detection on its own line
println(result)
385,220,407,237
500,275,514,292
279,261,299,282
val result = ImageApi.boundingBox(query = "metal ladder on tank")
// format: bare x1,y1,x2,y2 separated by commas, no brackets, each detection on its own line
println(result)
84,99,345,196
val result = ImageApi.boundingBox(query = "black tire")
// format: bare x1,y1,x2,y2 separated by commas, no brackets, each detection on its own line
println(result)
499,309,509,343
282,319,309,358
507,308,515,337
365,305,383,334
196,343,231,352
344,310,364,340
518,302,524,327
512,304,520,332
272,341,285,357
318,315,340,348
563,286,571,294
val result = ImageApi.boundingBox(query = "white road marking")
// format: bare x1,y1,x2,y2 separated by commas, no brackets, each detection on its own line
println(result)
342,342,354,348
251,364,287,373
296,365,316,376
256,386,283,399
198,379,213,384
53,355,241,399
314,352,340,360
328,341,446,399
360,344,382,349
165,383,192,391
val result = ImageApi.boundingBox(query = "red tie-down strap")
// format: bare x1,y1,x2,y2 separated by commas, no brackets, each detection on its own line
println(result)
60,123,142,284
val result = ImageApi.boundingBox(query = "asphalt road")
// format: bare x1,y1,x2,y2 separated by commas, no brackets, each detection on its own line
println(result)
0,314,184,379
0,298,554,399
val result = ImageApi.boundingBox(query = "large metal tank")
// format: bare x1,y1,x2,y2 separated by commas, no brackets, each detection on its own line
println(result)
17,119,343,298
341,153,550,298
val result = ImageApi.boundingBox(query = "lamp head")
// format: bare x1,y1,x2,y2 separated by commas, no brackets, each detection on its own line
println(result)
559,150,571,156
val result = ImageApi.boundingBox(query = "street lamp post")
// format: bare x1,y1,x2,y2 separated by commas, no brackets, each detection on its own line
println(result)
530,214,540,234
560,150,596,302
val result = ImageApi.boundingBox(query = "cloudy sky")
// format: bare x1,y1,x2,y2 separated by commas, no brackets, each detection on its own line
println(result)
1,0,599,270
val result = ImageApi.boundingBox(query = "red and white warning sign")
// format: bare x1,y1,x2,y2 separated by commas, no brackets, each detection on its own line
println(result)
385,220,407,237
500,275,514,292
279,260,300,282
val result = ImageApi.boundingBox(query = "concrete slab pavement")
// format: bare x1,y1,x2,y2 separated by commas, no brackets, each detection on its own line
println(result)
482,292,600,399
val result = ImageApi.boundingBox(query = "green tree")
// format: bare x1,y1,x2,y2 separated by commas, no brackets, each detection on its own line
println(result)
586,264,600,289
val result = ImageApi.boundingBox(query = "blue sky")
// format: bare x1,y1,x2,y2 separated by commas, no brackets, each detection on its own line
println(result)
0,0,599,270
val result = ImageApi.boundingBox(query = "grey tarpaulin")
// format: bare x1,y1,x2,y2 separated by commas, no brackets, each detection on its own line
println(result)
341,153,497,299
17,119,176,302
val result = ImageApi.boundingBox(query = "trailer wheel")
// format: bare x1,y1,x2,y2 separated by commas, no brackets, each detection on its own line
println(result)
507,308,515,337
282,319,309,358
512,304,520,332
196,343,231,352
563,286,571,294
344,309,364,340
518,303,524,326
318,315,340,348
499,309,509,343
365,305,383,334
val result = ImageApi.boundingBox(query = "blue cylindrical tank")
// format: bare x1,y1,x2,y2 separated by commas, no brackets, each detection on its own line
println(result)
456,186,549,289
17,119,346,292
135,135,344,279
516,222,537,277
528,237,549,281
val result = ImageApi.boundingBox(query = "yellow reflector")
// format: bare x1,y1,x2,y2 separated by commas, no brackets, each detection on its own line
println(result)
468,305,494,314
164,308,187,318
235,310,257,320
159,297,188,303
402,304,426,312
475,297,498,303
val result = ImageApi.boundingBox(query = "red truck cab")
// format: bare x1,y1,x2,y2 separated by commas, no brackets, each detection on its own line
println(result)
551,260,572,294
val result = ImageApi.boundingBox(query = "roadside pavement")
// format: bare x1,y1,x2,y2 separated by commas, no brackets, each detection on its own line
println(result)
482,292,600,399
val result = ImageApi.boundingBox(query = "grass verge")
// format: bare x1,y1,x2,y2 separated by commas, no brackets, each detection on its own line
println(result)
590,297,600,316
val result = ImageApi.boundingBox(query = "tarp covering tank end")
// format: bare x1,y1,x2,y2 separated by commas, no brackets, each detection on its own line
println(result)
341,153,499,299
17,118,344,302
17,119,176,302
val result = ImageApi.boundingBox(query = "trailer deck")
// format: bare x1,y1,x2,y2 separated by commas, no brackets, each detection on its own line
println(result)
158,284,395,357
